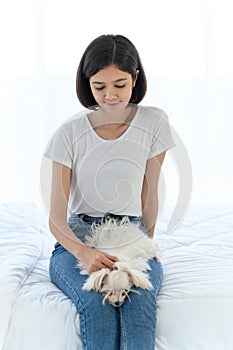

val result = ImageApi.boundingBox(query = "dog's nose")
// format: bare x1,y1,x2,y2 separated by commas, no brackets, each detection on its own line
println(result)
114,301,120,307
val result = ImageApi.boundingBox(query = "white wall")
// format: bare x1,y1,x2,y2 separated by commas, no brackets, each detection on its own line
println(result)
1,0,233,211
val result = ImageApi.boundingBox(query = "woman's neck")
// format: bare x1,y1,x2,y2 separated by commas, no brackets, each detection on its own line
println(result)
88,105,137,129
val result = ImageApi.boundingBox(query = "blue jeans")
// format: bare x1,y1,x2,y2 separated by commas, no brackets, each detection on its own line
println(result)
49,213,163,350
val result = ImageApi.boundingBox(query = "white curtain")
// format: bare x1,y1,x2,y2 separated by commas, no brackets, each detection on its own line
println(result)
1,0,233,211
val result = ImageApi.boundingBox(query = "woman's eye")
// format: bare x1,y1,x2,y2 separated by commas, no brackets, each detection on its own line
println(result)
115,85,125,89
95,85,125,91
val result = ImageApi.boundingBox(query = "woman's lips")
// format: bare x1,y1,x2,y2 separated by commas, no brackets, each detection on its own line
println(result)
105,102,120,107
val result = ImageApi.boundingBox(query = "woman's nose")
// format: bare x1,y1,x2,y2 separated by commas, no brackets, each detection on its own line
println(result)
105,87,117,100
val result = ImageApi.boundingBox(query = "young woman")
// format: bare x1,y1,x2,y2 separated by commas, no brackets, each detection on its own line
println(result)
44,34,175,350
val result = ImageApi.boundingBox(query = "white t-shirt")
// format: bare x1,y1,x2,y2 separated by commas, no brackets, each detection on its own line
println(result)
44,105,175,217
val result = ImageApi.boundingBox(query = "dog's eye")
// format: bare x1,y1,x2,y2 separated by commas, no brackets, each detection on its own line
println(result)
122,291,127,296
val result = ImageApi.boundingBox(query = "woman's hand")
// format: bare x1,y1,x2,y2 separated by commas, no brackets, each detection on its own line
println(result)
77,245,119,274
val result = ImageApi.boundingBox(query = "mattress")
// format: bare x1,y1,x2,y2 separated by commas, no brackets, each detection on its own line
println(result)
156,205,233,349
0,202,233,350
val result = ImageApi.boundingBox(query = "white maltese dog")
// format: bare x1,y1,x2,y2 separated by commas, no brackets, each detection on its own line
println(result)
77,216,160,307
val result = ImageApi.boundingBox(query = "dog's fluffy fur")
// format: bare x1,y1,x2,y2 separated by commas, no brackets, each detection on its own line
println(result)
77,217,160,307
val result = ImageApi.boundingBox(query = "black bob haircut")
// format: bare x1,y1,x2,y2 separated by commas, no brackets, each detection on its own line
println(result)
76,34,147,108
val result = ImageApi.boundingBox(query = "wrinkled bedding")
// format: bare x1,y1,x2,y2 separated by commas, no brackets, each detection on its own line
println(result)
156,206,233,349
0,202,233,350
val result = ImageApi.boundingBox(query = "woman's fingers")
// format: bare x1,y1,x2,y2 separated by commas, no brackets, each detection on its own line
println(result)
93,251,117,270
79,246,118,273
100,253,118,270
79,246,119,274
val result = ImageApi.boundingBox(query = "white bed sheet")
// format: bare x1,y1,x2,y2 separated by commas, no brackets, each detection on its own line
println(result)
0,202,44,349
1,202,233,350
156,205,233,349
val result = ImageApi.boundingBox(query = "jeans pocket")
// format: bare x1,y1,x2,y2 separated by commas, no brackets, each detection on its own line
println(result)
138,221,149,235
68,217,91,243
68,217,85,231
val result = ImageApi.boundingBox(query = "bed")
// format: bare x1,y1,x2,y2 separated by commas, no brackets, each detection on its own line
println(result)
1,201,233,350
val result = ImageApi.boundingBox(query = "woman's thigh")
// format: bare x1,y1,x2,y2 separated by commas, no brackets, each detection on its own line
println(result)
120,258,163,313
49,244,120,350
118,259,163,350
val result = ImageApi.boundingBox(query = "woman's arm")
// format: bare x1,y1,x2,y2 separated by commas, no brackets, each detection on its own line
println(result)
49,161,118,273
141,151,166,237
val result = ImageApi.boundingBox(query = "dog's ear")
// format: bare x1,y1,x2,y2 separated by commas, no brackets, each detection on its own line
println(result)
82,268,110,292
128,269,153,290
115,258,151,272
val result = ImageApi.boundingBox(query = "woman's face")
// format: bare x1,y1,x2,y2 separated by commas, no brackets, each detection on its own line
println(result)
89,64,138,110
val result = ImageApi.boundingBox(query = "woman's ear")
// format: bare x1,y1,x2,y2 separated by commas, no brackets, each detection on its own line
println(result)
133,70,140,87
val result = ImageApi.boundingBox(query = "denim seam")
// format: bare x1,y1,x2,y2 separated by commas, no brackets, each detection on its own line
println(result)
119,308,128,350
153,262,163,297
50,261,89,350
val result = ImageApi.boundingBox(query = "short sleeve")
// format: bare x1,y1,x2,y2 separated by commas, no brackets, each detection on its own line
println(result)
43,125,73,168
148,111,176,159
